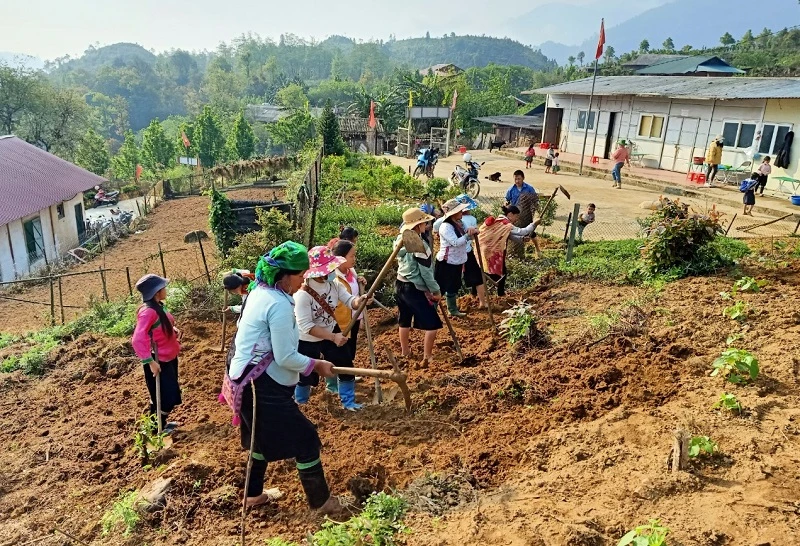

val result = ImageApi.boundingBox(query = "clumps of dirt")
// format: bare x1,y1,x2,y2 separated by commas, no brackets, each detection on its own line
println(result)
347,464,388,504
403,470,478,516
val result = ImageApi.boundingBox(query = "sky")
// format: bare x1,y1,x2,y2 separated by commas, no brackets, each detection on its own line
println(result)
0,0,672,60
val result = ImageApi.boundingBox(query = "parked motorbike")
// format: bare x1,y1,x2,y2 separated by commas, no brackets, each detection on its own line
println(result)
94,190,119,207
413,147,439,179
450,153,482,198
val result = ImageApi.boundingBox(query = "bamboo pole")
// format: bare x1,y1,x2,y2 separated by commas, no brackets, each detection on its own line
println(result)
58,276,65,324
100,267,108,302
126,267,133,296
158,243,167,278
49,277,55,326
197,236,211,284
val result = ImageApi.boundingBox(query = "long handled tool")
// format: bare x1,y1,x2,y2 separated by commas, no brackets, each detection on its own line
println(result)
150,340,163,436
331,365,411,412
220,291,229,352
437,301,464,360
471,237,497,334
536,184,572,223
362,308,383,404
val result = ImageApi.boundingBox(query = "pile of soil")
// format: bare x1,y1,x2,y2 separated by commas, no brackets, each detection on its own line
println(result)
1,262,799,545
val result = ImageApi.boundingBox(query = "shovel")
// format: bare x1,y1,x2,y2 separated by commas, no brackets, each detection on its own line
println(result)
437,301,464,361
342,229,426,336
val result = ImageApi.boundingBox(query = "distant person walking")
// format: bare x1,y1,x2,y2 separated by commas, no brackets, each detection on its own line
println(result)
544,145,556,174
704,135,724,187
524,143,536,169
610,141,630,189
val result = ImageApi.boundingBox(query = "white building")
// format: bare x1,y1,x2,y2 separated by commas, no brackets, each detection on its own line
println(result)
0,136,105,281
528,77,800,188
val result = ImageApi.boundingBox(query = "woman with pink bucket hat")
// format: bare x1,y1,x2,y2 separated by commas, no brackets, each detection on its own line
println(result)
294,246,372,411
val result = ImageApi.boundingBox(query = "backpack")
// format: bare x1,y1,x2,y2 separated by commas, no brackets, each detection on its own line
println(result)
739,178,757,192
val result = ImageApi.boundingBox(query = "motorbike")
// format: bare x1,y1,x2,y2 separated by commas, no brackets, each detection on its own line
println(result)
94,190,119,207
450,157,483,198
413,148,439,179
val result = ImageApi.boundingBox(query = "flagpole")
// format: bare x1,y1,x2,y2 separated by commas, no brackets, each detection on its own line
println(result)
579,18,603,176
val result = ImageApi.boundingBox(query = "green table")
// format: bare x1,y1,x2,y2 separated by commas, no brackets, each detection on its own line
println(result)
775,176,800,196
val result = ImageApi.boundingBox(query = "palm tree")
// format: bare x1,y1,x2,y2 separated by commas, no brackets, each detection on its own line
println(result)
567,56,576,66
577,51,585,66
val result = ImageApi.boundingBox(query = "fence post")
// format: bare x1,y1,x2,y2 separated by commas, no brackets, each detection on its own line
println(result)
158,243,167,278
49,277,55,326
566,203,581,263
136,200,142,218
725,213,737,237
307,184,319,247
563,212,572,242
197,237,211,284
794,216,800,235
58,276,65,324
98,230,105,253
99,267,109,302
126,266,133,296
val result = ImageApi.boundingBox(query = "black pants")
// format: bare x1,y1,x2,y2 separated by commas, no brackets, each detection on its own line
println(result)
706,164,719,182
240,371,329,508
297,327,355,383
756,174,768,194
488,260,508,296
346,321,360,361
143,357,181,425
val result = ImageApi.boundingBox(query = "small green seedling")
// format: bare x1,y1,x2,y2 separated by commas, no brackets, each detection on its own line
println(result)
618,519,670,546
500,301,541,347
725,332,744,346
100,491,144,537
133,414,166,463
711,348,759,384
723,301,748,321
733,276,767,293
688,436,718,458
712,393,742,413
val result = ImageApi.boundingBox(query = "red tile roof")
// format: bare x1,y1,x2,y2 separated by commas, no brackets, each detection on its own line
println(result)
0,136,105,225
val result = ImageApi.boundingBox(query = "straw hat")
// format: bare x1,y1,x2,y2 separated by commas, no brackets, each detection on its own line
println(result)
442,199,468,220
400,207,434,232
304,245,346,279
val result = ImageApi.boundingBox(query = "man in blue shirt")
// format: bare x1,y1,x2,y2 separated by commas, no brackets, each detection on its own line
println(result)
505,170,537,206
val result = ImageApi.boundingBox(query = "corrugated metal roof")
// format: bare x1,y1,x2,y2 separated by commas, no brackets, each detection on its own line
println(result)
245,104,324,123
622,54,688,68
474,114,544,129
525,76,800,100
337,117,385,134
0,136,105,225
635,55,743,75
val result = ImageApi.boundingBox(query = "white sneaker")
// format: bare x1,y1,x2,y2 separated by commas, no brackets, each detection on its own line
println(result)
703,183,712,188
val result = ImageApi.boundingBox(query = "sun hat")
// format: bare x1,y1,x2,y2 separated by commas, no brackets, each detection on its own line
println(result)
304,245,346,279
400,207,434,232
454,194,478,211
135,274,168,302
442,199,468,220
619,139,627,145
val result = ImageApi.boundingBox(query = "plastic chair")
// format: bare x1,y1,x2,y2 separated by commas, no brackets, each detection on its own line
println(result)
591,156,599,164
696,173,706,184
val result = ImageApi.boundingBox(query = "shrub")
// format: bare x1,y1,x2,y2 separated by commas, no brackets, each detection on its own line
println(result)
500,301,548,347
224,209,297,271
639,198,726,275
100,491,144,537
208,188,237,256
426,177,450,199
120,183,140,195
711,348,759,384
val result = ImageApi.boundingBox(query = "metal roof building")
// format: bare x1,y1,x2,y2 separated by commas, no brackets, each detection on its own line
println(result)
635,55,743,76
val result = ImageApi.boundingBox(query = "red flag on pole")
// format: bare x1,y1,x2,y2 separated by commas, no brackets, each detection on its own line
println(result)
368,101,377,129
595,19,606,60
451,89,458,111
181,131,191,149
135,164,143,181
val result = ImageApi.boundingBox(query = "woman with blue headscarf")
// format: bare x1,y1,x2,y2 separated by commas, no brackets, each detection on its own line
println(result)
226,241,346,516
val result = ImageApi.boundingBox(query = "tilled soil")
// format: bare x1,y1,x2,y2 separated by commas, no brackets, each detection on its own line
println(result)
1,261,799,545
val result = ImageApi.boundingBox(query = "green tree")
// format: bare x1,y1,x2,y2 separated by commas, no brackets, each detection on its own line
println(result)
225,111,256,160
75,128,110,176
756,28,772,48
317,101,345,156
577,51,585,66
0,65,40,135
741,30,755,44
111,130,139,180
639,39,650,53
267,109,315,153
20,86,89,158
603,46,616,64
141,119,175,174
276,83,309,110
567,56,576,66
663,37,675,51
194,106,225,168
720,32,736,46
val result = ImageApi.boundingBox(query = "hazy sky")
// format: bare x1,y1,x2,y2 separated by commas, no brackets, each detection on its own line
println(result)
1,0,669,59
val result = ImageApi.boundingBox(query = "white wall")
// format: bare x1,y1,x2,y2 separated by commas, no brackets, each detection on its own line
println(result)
548,93,767,173
0,193,85,281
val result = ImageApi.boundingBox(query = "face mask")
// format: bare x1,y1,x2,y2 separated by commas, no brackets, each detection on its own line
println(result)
326,271,337,282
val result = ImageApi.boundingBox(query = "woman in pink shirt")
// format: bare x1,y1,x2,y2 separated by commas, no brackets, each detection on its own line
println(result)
131,274,183,434
610,140,631,189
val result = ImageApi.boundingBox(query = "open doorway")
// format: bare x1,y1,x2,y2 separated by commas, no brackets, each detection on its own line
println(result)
543,107,563,148
604,112,620,159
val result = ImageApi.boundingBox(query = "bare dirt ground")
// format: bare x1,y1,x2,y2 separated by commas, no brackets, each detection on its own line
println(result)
1,254,798,545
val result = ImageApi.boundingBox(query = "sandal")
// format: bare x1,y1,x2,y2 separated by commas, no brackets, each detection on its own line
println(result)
246,488,283,507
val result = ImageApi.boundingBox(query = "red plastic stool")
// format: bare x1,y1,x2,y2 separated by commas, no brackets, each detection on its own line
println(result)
687,171,697,182
696,173,706,184
591,156,599,164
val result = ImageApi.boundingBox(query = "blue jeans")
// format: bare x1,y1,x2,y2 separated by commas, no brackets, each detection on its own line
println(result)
611,162,624,182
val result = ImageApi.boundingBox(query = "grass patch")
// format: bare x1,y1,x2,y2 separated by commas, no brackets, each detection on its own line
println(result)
560,239,643,283
100,490,144,537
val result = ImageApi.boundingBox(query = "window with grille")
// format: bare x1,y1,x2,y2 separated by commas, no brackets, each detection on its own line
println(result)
577,110,596,130
758,123,792,155
23,216,45,263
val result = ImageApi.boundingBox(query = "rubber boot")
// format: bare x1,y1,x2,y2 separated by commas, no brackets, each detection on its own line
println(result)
294,384,311,405
338,380,363,411
446,295,466,318
325,376,338,395
297,460,330,509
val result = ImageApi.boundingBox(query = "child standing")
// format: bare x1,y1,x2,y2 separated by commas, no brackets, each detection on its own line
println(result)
223,269,254,319
552,153,561,174
577,203,596,241
756,156,772,196
132,275,182,434
740,173,759,216
524,144,536,169
544,145,555,173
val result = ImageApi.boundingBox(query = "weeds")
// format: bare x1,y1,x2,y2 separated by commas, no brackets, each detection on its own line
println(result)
713,393,743,414
100,490,144,537
133,414,166,464
688,436,719,458
733,276,767,293
711,348,759,384
588,311,621,338
500,302,548,347
618,519,670,546
496,380,528,401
